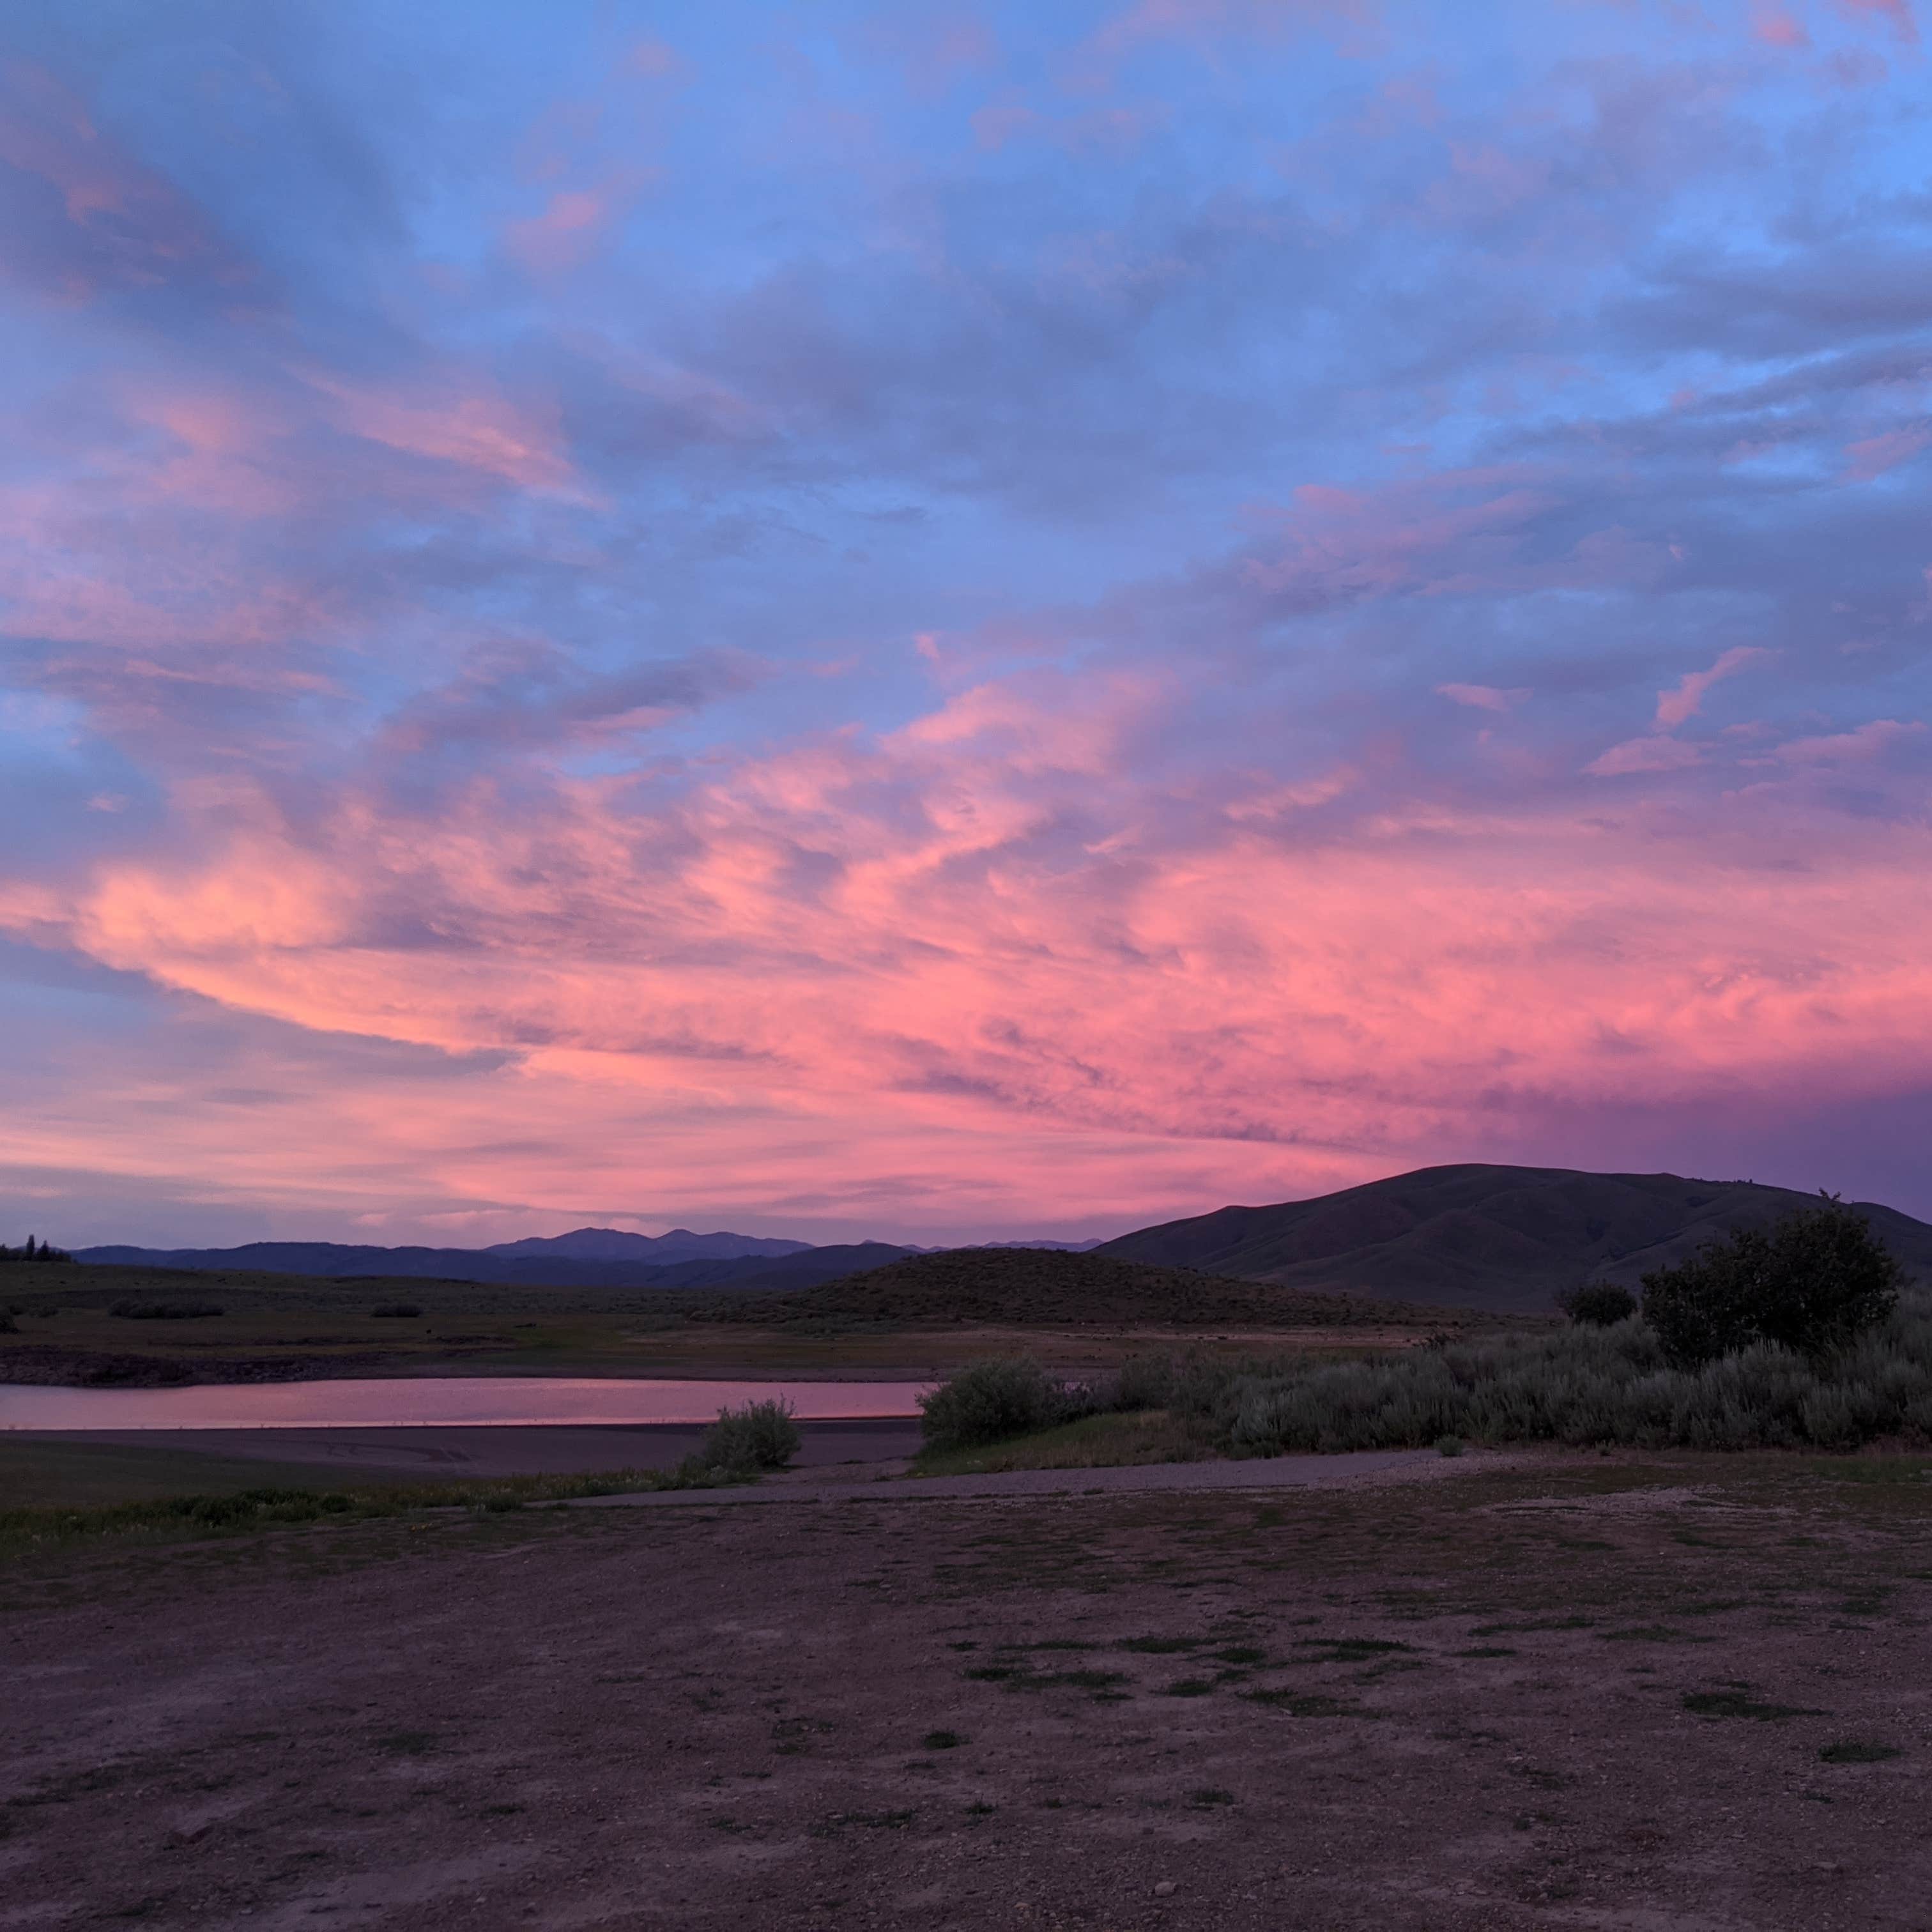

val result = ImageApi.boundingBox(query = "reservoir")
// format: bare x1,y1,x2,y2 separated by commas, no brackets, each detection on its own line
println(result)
0,1377,931,1431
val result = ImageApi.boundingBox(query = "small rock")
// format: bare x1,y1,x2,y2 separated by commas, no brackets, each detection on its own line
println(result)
1153,1880,1177,1897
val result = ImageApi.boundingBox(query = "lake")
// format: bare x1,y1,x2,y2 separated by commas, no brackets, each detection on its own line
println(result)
0,1377,932,1431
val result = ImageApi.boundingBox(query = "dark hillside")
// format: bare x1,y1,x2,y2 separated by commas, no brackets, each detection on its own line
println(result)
700,1246,1475,1330
1100,1164,1932,1313
70,1240,914,1294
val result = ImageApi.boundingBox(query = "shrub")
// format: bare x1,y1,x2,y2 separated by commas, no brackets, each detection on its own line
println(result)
1560,1284,1637,1327
918,1357,1100,1450
1643,1197,1903,1369
109,1300,226,1320
370,1303,423,1318
698,1399,800,1473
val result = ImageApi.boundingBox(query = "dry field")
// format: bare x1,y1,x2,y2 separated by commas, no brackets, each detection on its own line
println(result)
4,1453,1930,1930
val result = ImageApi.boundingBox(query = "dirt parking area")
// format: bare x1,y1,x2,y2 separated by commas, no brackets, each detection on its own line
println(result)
4,1454,1930,1930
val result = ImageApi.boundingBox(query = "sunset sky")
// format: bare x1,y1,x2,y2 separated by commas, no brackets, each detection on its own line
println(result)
3,0,1930,1248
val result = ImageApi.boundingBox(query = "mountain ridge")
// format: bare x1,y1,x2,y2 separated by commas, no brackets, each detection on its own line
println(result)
1097,1163,1932,1313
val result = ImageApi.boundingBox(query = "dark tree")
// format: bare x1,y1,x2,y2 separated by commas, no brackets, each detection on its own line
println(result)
1558,1283,1637,1327
1642,1195,1903,1370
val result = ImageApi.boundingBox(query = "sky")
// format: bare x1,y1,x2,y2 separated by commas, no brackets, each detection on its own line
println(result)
2,0,1930,1249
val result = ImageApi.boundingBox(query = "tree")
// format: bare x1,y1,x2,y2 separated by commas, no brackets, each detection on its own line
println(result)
1641,1195,1903,1370
1558,1283,1637,1327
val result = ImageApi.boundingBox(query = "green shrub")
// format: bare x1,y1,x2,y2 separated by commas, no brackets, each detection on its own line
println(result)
109,1300,226,1320
1559,1284,1637,1327
698,1399,800,1473
1643,1197,1903,1369
917,1358,1099,1451
1131,1283,1932,1457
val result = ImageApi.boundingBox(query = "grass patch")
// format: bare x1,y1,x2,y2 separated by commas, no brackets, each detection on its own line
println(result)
0,1464,744,1561
1294,1637,1414,1662
1245,1690,1357,1716
910,1409,1204,1478
374,1731,439,1756
1682,1689,1818,1722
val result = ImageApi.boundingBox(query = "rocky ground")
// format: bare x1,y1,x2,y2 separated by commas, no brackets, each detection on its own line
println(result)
4,1452,1929,1929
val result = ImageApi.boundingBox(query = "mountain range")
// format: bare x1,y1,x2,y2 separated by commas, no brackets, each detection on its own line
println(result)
66,1165,1932,1312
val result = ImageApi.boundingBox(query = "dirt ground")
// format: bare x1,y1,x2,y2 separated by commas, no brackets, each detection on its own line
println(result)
4,1452,1930,1930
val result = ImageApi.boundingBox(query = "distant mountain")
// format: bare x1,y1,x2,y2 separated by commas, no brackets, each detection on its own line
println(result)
1099,1164,1932,1314
72,1239,912,1292
968,1239,1107,1253
482,1227,810,1263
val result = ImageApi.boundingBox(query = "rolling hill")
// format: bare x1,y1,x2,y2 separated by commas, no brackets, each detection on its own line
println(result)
1098,1164,1932,1313
698,1245,1469,1330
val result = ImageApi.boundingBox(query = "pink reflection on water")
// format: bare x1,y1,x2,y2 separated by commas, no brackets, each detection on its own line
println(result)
0,1378,932,1431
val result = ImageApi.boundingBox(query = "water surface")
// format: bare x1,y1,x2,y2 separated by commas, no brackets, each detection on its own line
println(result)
0,1378,930,1431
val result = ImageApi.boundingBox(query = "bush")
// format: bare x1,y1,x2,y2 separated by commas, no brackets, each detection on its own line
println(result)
918,1357,1100,1451
109,1300,226,1320
1560,1284,1637,1327
1642,1197,1903,1369
370,1303,423,1318
1117,1279,1932,1457
698,1399,800,1473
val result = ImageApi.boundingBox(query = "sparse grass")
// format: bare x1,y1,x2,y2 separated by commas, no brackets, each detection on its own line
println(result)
910,1408,1204,1476
1245,1690,1357,1716
921,1729,965,1750
1294,1637,1413,1662
1162,1678,1215,1697
0,1464,742,1561
1681,1689,1817,1721
1188,1787,1235,1806
1818,1741,1900,1763
373,1730,440,1756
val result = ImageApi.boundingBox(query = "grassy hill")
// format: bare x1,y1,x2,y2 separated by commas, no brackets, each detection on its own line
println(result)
697,1246,1478,1330
1098,1163,1932,1314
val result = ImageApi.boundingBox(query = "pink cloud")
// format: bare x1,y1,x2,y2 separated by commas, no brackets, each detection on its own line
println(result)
505,174,656,275
1437,683,1529,712
13,666,1932,1233
1752,5,1812,43
1775,718,1925,763
1843,422,1932,481
305,372,581,494
1585,736,1707,777
628,39,687,79
1654,645,1772,729
0,61,241,300
1833,0,1920,43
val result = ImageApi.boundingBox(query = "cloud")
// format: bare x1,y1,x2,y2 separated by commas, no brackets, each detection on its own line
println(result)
4,2,1932,1236
1437,683,1529,712
1655,647,1773,729
1774,717,1924,763
1585,735,1708,776
1844,422,1932,481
